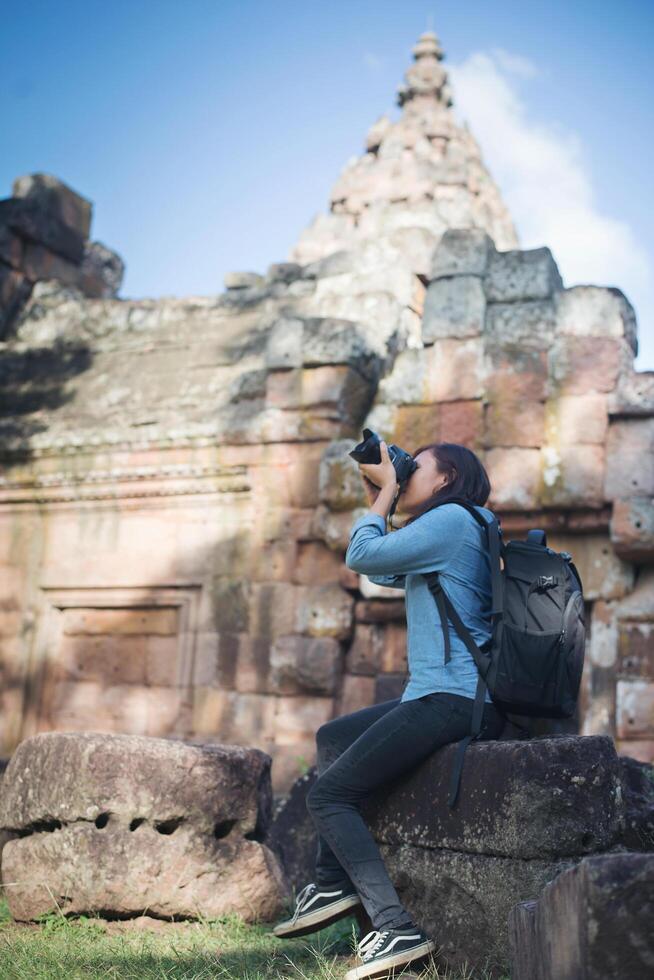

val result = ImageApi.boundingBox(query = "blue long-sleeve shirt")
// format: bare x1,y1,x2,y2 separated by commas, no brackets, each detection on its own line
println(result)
345,502,494,704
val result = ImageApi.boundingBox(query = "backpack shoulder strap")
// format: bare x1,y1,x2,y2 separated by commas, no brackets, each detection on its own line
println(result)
420,498,506,809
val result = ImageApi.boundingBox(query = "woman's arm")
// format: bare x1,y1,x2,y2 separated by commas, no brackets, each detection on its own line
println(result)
345,505,469,577
366,572,406,589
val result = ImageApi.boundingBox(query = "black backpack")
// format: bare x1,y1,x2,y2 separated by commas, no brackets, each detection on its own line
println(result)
422,496,586,808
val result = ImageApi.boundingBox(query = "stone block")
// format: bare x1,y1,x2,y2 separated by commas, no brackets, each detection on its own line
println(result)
12,172,92,239
273,696,333,745
616,755,654,851
616,680,654,738
266,366,373,428
438,399,485,447
611,497,654,563
608,367,654,416
314,267,425,312
302,315,385,376
378,623,407,673
339,563,360,591
546,533,635,602
0,732,286,923
78,240,124,298
234,634,271,695
265,368,301,409
346,623,383,676
386,225,438,278
485,346,548,401
486,300,557,350
544,393,608,445
297,584,354,639
0,224,23,269
376,348,428,405
587,598,618,669
311,504,367,552
422,275,485,342
618,620,654,679
224,271,264,289
252,538,298,582
0,263,32,339
359,577,406,600
549,335,633,395
21,241,81,286
555,284,638,355
616,740,654,764
374,672,406,701
0,197,85,264
319,439,367,512
429,228,496,278
54,634,147,685
541,444,605,509
508,853,654,980
484,397,544,448
604,418,654,500
249,583,303,640
62,606,178,636
269,634,342,696
383,843,577,976
266,262,302,284
191,633,221,687
485,247,563,303
485,448,542,509
145,635,181,687
292,542,342,585
424,337,485,402
337,674,376,714
361,735,622,859
355,599,406,623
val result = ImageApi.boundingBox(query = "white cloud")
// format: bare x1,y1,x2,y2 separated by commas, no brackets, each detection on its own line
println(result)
490,48,538,79
449,50,654,371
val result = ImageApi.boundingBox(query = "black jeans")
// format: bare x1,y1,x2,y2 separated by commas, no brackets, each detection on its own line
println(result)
305,691,504,931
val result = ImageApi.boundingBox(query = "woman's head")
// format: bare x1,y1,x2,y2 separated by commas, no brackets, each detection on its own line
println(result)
398,442,491,521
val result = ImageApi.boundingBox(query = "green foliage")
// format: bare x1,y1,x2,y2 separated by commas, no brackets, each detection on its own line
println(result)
0,896,509,979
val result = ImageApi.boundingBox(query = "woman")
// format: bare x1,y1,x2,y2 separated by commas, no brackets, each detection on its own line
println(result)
273,440,505,979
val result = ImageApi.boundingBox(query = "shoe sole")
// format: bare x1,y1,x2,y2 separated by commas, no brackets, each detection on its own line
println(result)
343,938,437,979
273,893,362,938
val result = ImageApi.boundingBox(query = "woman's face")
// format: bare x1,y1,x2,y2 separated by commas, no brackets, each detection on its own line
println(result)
398,450,450,515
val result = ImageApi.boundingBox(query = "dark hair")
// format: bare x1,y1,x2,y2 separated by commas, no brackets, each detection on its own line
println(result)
401,442,491,526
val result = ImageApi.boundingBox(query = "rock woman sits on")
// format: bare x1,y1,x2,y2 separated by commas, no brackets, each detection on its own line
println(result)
273,440,505,979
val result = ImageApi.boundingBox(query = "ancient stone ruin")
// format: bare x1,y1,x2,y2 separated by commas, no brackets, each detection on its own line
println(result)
0,30,652,803
265,733,653,976
0,731,288,922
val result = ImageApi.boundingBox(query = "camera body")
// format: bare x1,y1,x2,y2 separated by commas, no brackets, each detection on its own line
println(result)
349,428,417,487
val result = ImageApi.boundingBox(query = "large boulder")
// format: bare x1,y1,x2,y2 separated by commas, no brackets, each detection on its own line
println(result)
508,852,654,980
360,734,622,859
0,732,289,922
265,735,647,976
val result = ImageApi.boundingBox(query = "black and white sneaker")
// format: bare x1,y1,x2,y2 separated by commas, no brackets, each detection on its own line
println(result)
344,922,437,979
273,881,362,938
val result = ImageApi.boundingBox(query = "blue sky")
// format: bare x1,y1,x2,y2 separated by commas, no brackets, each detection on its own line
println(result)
2,0,653,370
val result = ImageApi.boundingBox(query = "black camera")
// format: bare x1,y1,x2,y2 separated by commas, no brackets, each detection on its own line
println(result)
349,428,418,488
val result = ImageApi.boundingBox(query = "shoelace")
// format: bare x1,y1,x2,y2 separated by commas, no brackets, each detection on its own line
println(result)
291,882,317,923
357,929,390,961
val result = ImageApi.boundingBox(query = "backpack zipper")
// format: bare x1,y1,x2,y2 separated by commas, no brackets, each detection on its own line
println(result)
559,590,582,646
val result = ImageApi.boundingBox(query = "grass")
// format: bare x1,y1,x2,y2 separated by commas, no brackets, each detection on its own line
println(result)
0,896,509,980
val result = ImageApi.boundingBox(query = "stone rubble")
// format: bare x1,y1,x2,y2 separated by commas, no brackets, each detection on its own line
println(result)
0,732,288,922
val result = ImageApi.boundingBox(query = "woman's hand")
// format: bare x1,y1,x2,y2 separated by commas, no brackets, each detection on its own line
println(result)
358,441,398,493
361,475,380,507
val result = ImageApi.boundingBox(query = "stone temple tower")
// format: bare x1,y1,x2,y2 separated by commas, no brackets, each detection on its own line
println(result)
0,31,651,795
290,30,518,264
